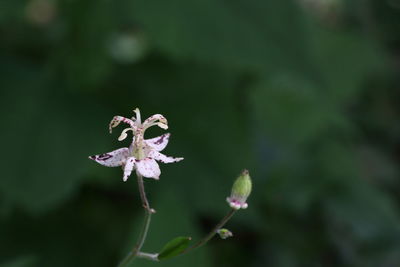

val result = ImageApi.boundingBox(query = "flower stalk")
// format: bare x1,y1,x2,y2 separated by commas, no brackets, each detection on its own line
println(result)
181,208,237,255
118,174,154,267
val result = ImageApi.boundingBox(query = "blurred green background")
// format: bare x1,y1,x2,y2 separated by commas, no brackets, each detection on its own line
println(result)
1,0,400,266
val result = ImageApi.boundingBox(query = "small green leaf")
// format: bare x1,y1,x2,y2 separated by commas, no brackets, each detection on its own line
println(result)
157,236,191,260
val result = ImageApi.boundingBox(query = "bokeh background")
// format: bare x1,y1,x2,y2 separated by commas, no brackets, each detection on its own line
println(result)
1,0,400,266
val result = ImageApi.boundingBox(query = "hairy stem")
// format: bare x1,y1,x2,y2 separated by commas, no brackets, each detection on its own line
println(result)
118,174,154,267
182,208,237,254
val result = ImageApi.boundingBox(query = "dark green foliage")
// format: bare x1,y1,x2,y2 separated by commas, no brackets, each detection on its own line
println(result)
157,237,191,260
1,0,400,266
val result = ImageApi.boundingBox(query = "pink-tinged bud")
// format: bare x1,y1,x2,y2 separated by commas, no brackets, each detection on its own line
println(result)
226,170,252,210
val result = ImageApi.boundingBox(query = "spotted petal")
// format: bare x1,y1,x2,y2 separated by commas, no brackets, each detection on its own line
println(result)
148,150,183,163
109,116,136,133
89,148,129,167
145,133,170,151
136,158,161,180
123,157,136,182
143,114,168,127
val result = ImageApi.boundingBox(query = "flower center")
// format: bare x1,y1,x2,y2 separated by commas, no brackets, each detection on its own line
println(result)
132,127,148,160
117,108,169,160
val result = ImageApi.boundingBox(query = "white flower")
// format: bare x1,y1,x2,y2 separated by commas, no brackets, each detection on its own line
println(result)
89,108,183,181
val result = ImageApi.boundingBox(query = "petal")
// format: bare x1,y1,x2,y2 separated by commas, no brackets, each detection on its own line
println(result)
148,150,183,163
109,116,136,133
145,133,170,151
123,157,136,182
136,158,161,180
89,148,129,167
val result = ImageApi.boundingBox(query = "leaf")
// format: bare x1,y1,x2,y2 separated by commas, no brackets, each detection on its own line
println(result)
157,236,192,261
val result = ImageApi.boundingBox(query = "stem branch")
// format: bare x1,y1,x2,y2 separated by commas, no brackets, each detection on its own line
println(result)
182,208,237,254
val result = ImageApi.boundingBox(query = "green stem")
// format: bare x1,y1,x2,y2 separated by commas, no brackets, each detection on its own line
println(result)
182,208,237,254
118,174,154,267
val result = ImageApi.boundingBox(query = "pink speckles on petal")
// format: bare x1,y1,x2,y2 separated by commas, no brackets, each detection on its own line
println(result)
89,147,129,167
123,157,136,182
143,114,167,127
109,116,136,133
145,133,170,151
136,158,160,180
148,150,183,163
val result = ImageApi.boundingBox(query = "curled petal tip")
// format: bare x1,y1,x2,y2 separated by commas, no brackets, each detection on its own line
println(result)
158,122,168,129
118,133,127,141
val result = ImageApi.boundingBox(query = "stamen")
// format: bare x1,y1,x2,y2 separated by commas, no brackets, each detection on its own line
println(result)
118,127,134,141
142,114,169,132
133,108,141,125
143,114,167,126
109,116,136,133
142,122,169,132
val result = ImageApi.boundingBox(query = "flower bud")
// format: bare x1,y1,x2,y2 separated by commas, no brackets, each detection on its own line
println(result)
226,170,252,210
217,228,233,239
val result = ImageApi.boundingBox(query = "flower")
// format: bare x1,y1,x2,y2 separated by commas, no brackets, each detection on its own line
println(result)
226,170,252,210
89,108,183,181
